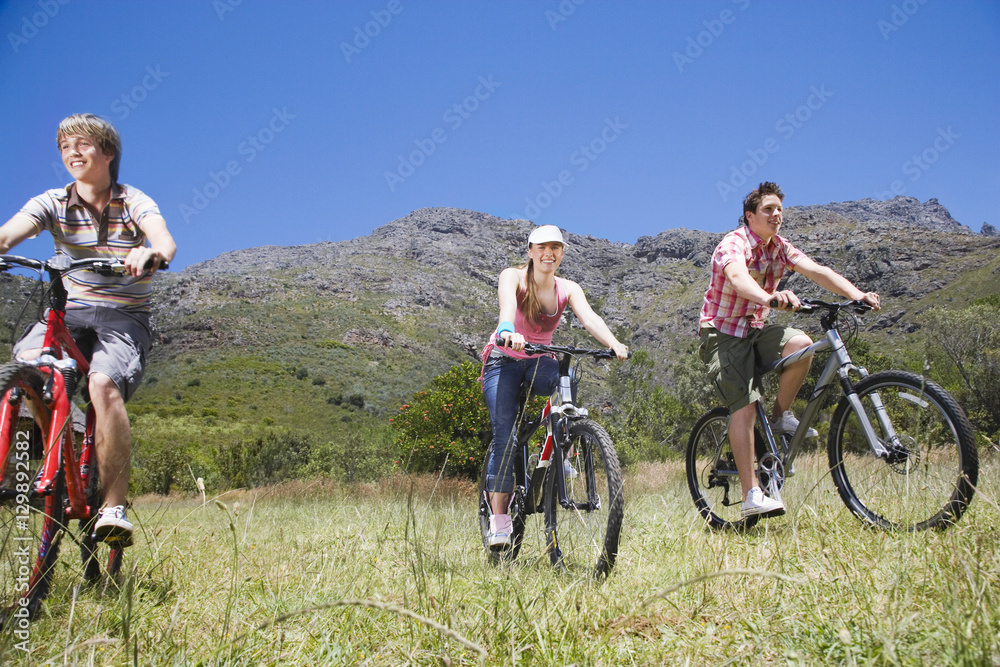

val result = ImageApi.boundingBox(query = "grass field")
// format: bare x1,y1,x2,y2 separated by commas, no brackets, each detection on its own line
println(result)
3,453,998,666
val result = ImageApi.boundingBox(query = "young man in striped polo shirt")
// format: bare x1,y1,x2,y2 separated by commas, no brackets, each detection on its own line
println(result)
0,114,176,545
698,181,879,518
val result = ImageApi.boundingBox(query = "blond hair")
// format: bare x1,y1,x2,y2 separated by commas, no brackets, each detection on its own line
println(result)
57,114,122,183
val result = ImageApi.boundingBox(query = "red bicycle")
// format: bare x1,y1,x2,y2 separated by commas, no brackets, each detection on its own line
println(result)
0,254,162,625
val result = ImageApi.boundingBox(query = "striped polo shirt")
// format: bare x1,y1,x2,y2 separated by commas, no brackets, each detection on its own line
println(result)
17,183,160,311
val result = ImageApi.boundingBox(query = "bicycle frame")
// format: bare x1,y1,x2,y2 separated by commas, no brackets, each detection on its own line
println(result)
0,258,100,522
518,351,594,514
754,303,896,496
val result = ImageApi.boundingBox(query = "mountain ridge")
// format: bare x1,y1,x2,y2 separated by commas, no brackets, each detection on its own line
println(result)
133,195,1000,423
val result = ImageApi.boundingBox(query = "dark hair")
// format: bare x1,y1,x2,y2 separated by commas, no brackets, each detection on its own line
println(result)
741,181,784,225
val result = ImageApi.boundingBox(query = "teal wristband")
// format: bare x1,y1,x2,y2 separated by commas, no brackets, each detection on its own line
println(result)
496,321,515,338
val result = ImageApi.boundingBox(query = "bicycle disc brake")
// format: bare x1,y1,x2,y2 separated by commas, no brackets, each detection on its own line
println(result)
884,434,920,474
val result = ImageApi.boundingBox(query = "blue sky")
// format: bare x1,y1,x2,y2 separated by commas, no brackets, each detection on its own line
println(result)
1,0,997,270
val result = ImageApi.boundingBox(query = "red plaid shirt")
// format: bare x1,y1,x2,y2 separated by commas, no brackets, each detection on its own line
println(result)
699,226,806,337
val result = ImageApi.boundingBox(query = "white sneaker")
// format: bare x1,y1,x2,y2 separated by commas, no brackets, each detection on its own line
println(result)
770,411,818,439
94,505,134,547
488,514,513,549
741,487,785,518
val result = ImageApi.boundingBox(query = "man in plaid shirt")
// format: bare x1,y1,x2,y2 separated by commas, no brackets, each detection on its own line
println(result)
698,181,880,518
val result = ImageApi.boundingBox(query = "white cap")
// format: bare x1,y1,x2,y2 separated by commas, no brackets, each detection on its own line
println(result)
527,225,566,247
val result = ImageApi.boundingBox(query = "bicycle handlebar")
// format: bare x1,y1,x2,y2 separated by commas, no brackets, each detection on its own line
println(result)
0,254,168,275
768,297,873,315
521,342,621,360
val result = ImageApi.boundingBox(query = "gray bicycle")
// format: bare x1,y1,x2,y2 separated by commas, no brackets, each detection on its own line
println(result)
686,299,978,531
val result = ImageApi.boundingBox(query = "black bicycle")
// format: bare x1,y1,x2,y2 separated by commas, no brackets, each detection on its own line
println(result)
478,343,625,579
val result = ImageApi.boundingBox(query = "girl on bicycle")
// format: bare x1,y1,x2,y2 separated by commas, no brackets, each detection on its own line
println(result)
480,224,629,549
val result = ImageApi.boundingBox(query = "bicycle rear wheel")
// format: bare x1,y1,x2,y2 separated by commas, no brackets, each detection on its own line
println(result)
545,419,624,579
829,370,978,531
0,362,66,626
478,440,526,564
686,407,761,530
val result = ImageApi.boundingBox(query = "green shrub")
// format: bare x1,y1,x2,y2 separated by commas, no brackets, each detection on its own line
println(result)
132,445,188,496
602,348,705,464
305,423,396,483
215,430,312,489
392,361,493,479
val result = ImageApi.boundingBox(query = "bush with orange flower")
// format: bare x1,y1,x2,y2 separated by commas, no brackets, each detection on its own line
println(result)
391,360,493,479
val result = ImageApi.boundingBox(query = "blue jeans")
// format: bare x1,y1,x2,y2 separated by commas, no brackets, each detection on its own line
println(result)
482,354,559,494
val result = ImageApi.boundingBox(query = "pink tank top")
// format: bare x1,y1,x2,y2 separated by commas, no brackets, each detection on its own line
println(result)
481,276,569,364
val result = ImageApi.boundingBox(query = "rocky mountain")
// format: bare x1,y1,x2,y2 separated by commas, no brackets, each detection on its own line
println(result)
160,195,998,352
801,197,970,233
2,196,997,441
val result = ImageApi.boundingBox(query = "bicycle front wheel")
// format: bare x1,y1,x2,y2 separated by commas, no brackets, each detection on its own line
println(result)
829,370,978,531
686,408,760,531
0,362,66,626
546,419,624,579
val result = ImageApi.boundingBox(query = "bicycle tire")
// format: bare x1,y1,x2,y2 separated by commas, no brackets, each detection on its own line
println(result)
544,419,624,579
828,370,978,531
686,407,761,531
0,362,66,626
478,440,526,564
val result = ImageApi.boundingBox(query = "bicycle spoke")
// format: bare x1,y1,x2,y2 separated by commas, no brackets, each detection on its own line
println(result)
548,420,623,579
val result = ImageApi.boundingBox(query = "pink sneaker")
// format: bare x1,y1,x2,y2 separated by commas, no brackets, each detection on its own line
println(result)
488,513,513,548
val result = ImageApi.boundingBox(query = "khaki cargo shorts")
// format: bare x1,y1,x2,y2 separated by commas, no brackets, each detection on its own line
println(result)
699,324,805,413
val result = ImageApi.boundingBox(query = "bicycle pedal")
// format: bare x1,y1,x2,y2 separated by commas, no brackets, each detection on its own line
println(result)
94,531,133,548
